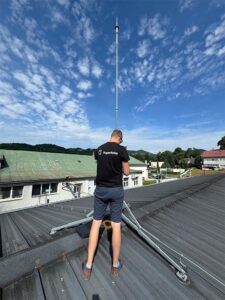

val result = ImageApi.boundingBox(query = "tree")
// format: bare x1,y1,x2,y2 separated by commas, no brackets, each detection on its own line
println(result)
217,136,225,150
195,156,203,169
174,147,185,167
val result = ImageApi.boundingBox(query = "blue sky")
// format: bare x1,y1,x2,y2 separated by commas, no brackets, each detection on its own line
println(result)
0,0,225,152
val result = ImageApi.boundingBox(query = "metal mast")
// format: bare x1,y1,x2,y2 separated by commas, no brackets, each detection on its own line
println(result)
115,17,119,128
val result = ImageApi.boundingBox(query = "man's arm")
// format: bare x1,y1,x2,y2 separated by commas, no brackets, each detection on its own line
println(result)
122,161,130,176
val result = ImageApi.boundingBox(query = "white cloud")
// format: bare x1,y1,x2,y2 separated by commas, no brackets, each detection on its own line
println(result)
40,66,57,87
62,100,80,116
77,80,92,91
138,16,148,36
218,45,225,56
14,72,40,93
29,101,46,112
204,44,220,56
30,74,45,91
184,25,198,36
136,40,150,58
10,0,30,23
77,57,90,76
138,14,167,40
205,16,225,47
148,14,167,40
77,92,92,99
0,81,16,95
56,0,70,8
51,8,65,24
108,42,115,54
75,16,96,45
92,64,103,78
0,101,29,119
61,85,72,94
179,0,195,13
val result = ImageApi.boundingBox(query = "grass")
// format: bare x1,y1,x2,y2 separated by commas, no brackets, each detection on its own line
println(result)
190,168,225,176
143,179,157,185
164,173,180,178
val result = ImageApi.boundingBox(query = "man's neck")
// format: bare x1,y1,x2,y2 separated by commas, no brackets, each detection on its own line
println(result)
109,137,119,144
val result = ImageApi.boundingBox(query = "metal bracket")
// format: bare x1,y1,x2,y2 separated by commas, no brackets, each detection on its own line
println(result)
50,215,93,235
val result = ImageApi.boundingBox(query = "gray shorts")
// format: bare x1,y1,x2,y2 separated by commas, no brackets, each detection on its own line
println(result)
93,186,124,223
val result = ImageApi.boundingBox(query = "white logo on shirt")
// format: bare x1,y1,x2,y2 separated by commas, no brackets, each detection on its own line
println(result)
103,151,118,155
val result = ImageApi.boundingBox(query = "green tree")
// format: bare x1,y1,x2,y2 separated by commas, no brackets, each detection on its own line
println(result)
174,147,185,167
217,136,225,150
195,156,203,169
157,151,175,168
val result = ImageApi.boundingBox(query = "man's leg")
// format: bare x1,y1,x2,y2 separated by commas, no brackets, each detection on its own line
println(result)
85,187,108,267
87,219,102,266
110,187,124,269
111,221,121,266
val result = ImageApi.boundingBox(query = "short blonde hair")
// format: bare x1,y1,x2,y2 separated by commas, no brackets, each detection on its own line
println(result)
111,129,123,139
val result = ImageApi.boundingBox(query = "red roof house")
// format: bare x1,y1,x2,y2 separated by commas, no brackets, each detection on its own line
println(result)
201,150,225,169
201,150,225,158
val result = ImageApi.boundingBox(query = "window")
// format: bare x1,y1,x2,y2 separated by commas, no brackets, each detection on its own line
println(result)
73,184,81,198
12,186,23,198
50,183,58,193
0,187,11,199
0,186,23,200
32,184,41,196
32,183,58,197
123,178,129,187
132,177,138,186
42,184,50,194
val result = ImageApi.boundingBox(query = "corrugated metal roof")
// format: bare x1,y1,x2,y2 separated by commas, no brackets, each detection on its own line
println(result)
0,150,144,184
0,175,225,299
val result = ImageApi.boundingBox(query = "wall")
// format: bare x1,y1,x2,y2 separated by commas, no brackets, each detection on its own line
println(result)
150,161,164,168
123,173,143,189
203,157,225,167
0,172,142,214
130,165,148,179
0,179,95,214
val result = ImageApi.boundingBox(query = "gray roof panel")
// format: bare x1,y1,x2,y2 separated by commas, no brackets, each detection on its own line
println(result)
2,269,45,300
0,174,225,299
40,257,86,300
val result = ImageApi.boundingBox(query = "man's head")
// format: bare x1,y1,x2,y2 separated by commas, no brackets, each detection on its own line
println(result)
110,129,123,144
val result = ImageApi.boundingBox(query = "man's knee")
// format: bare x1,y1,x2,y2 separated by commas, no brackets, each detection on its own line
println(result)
111,221,121,230
92,219,102,228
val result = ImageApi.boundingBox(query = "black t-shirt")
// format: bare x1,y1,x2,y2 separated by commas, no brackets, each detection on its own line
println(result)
95,142,130,187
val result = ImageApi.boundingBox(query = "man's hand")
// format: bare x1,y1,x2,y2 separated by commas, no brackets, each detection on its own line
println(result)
122,162,130,176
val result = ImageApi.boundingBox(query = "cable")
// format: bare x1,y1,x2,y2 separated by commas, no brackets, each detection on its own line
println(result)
124,199,225,291
139,225,225,291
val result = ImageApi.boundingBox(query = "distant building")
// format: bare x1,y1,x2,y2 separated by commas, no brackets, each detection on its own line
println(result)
0,150,145,213
184,157,195,165
149,161,164,168
201,150,225,169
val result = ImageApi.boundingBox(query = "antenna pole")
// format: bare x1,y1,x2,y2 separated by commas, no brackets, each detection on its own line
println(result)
115,17,119,128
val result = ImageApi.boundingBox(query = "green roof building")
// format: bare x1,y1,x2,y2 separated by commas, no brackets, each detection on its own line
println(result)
0,150,146,213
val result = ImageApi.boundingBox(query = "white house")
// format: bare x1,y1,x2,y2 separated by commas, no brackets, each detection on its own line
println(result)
0,150,144,213
201,150,225,169
129,158,148,179
149,161,164,169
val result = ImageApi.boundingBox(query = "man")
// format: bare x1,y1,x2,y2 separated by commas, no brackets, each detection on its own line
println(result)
82,129,130,280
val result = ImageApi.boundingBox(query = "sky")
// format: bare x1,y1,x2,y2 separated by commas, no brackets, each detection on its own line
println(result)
0,0,225,153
